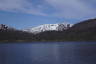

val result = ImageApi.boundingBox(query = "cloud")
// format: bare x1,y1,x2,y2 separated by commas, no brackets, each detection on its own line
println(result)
0,0,47,16
0,0,96,19
44,0,96,19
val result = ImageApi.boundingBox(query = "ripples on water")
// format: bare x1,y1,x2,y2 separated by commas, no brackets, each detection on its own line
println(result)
0,42,96,64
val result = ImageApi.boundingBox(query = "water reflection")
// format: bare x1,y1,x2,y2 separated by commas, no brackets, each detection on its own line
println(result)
0,42,96,64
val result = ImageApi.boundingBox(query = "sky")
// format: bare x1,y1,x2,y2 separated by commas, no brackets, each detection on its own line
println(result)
0,0,96,29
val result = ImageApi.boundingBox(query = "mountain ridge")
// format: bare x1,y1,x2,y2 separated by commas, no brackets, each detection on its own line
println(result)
23,23,73,34
0,18,96,42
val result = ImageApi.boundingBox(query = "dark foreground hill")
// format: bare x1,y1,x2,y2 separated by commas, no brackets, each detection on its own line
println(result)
0,27,36,42
0,18,96,42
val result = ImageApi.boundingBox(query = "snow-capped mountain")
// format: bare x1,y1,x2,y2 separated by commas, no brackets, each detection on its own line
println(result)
23,23,73,34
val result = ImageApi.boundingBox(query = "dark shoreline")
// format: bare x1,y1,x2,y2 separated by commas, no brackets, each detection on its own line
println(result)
0,40,96,43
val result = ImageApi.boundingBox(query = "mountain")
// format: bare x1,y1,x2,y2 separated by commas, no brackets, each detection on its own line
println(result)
23,23,72,34
35,18,96,41
0,18,96,42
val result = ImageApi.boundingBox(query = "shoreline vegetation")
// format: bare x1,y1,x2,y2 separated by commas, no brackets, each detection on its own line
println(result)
0,18,96,43
0,39,96,43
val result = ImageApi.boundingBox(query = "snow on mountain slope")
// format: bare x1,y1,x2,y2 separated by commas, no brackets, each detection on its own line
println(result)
23,23,73,34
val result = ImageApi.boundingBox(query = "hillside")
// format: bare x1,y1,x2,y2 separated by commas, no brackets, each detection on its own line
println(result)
0,24,36,42
64,18,96,41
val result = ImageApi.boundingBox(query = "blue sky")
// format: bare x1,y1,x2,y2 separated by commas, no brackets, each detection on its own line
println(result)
0,0,96,29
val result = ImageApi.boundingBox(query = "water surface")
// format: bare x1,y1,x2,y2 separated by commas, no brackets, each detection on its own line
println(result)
0,42,96,64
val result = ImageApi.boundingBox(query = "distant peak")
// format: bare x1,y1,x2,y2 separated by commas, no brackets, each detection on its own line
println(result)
23,23,73,34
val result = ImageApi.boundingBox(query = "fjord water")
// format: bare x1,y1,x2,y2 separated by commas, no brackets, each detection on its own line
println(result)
0,42,96,64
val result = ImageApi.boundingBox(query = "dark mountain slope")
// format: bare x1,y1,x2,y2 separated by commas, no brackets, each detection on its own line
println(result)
63,18,96,41
69,19,96,31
